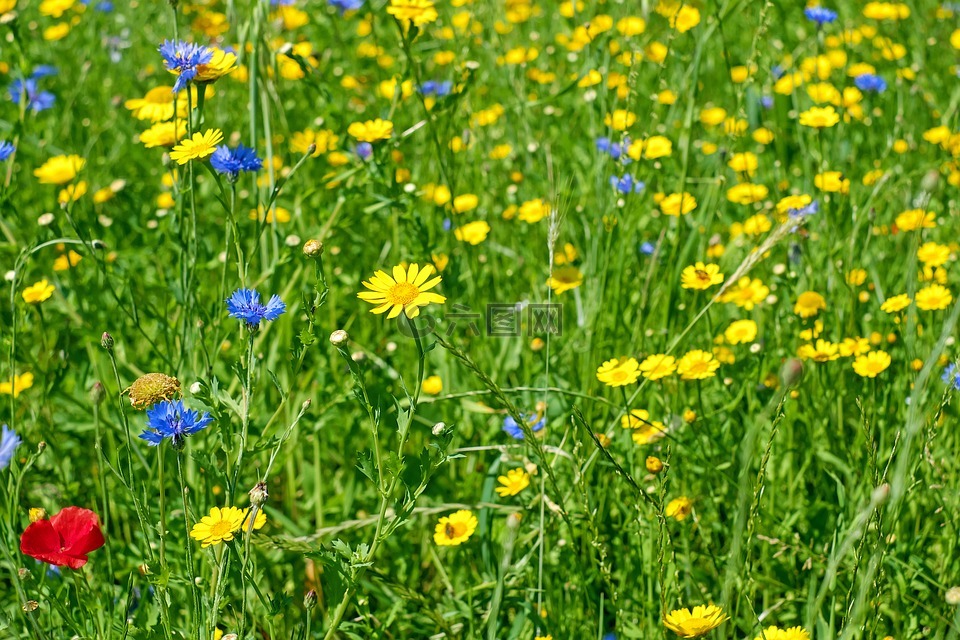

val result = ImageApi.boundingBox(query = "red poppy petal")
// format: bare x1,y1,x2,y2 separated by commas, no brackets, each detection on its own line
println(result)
50,507,105,556
20,520,61,559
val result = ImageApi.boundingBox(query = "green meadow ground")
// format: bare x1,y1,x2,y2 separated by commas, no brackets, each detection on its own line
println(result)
2,0,960,638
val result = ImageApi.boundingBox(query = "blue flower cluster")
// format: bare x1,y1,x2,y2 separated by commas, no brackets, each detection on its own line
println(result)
854,73,887,93
140,400,213,448
329,0,363,11
9,68,57,113
804,6,837,24
0,425,21,470
159,40,213,93
596,136,632,162
210,144,263,181
942,364,960,391
420,80,453,97
502,413,546,440
0,141,15,162
610,174,645,194
227,288,286,327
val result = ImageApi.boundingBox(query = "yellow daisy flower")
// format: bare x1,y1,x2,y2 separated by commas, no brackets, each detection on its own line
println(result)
495,468,530,497
169,129,224,165
357,263,446,319
663,604,727,638
596,357,641,387
434,510,477,546
22,280,55,304
189,506,267,548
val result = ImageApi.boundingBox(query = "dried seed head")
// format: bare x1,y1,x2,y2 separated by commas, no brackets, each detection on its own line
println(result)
127,373,181,410
249,481,269,507
303,239,324,258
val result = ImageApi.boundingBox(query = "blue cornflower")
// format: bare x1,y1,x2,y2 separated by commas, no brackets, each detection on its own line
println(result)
0,141,15,162
420,80,453,97
760,95,774,109
9,79,56,113
355,142,373,160
771,65,785,80
159,40,213,93
639,241,656,255
595,136,632,162
854,73,887,93
789,200,819,218
610,174,645,194
31,66,59,79
804,6,837,24
329,0,364,12
226,288,286,327
502,413,546,440
942,364,960,390
1,425,21,470
209,144,263,181
140,400,213,448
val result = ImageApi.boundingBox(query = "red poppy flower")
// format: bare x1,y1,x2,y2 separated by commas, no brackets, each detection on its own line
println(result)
20,506,105,569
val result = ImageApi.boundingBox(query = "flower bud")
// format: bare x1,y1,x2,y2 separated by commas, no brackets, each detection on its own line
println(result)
780,357,803,387
946,586,960,606
645,456,664,474
90,381,106,405
249,481,269,507
303,239,324,258
431,421,447,436
101,332,114,350
304,589,318,610
329,329,349,346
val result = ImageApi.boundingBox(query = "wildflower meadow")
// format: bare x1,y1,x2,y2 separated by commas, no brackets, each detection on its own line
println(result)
3,0,960,638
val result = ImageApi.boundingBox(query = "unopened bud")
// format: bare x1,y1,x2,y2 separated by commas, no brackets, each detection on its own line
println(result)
872,483,890,504
303,239,324,258
37,442,46,453
306,143,317,156
249,481,269,507
22,601,38,613
432,421,447,436
645,456,664,474
101,332,114,350
946,586,960,606
304,589,318,610
329,329,349,346
90,381,106,405
780,357,803,387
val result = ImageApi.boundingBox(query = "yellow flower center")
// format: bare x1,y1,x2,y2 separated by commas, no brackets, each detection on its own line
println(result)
387,282,420,306
208,519,235,540
611,370,628,382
